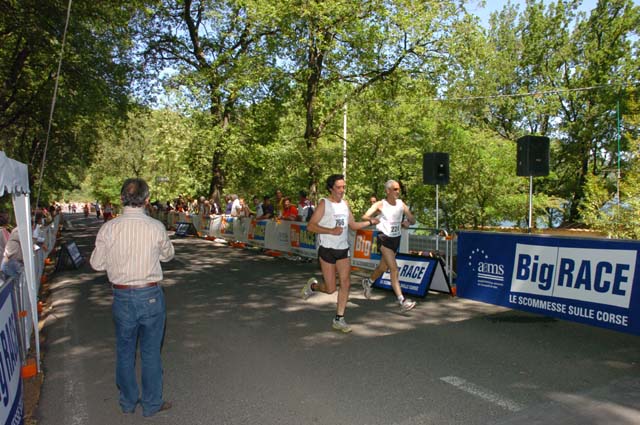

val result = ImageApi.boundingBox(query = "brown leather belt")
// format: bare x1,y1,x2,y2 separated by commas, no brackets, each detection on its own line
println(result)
112,282,158,290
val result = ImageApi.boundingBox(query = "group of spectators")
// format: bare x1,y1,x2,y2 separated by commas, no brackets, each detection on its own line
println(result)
154,189,316,222
0,204,61,279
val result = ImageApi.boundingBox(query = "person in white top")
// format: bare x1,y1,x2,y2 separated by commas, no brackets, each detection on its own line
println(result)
301,174,378,333
361,179,417,312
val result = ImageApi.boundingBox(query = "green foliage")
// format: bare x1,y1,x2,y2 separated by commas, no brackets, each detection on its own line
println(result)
3,0,640,237
0,0,147,205
580,139,640,239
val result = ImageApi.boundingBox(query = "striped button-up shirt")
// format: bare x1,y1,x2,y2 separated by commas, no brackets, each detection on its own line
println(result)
90,207,174,286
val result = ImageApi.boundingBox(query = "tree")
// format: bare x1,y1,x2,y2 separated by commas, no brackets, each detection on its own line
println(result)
134,0,281,205
275,0,466,198
555,0,640,222
0,0,145,202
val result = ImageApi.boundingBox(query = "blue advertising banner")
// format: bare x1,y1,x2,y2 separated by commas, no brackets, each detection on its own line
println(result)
289,223,317,259
373,253,450,297
0,281,24,425
457,231,640,335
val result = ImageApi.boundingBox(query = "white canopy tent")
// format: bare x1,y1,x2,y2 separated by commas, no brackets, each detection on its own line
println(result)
0,151,41,372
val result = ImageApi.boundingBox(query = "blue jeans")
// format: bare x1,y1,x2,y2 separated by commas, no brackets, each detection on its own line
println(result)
0,258,22,278
112,285,166,416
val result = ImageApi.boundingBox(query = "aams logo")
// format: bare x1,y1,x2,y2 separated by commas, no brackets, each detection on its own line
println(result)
469,248,504,282
478,262,504,275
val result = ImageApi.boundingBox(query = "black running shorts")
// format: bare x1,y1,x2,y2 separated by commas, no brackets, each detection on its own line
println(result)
318,246,349,264
376,233,401,253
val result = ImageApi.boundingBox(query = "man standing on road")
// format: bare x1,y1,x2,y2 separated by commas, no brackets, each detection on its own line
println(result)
90,178,174,417
361,179,417,312
301,174,377,333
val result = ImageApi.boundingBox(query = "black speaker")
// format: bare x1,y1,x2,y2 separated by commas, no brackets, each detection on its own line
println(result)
423,153,450,185
516,135,549,177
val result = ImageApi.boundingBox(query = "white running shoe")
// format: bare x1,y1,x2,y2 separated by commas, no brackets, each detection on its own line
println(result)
400,298,416,312
332,317,352,333
361,278,373,299
301,277,317,300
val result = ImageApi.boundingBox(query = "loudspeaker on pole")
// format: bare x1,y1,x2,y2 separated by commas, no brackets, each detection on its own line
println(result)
516,135,550,177
423,153,450,185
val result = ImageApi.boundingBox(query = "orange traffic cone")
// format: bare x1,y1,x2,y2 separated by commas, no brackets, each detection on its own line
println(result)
21,358,37,379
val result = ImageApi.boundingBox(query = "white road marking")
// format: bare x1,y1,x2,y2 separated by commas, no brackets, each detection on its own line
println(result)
440,376,523,412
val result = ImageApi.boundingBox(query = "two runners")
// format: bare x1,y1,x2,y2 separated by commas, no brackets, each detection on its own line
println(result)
302,177,418,332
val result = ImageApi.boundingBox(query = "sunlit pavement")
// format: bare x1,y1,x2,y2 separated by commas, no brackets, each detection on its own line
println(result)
35,214,640,424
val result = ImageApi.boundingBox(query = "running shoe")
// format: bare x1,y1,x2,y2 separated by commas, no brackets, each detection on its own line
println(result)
301,277,317,300
361,277,373,299
400,298,416,312
332,317,352,333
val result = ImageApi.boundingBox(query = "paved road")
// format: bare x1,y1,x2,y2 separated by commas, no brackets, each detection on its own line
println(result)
35,215,640,424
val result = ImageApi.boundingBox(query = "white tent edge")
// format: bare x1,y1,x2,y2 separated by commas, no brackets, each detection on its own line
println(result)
0,150,41,373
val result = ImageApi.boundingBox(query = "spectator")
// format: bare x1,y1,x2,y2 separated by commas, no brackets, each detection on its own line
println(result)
251,196,262,217
256,195,274,220
90,178,174,417
297,191,314,222
224,195,233,214
1,212,45,278
1,225,22,278
210,198,222,215
0,211,11,262
274,189,284,216
280,197,298,221
238,198,251,217
103,201,114,221
229,194,242,217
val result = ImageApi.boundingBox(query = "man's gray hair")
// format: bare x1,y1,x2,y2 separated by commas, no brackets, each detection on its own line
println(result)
384,180,398,191
121,178,150,207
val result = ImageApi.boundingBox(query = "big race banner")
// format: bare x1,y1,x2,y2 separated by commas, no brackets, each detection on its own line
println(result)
457,231,640,335
0,281,23,425
373,253,451,297
350,228,410,270
289,223,317,259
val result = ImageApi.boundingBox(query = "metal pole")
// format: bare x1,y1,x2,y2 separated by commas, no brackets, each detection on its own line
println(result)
617,96,621,217
36,0,73,209
436,184,439,252
343,103,347,180
528,175,533,232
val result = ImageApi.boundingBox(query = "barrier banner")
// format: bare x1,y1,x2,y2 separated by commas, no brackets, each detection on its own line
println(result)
350,228,410,270
221,216,236,238
266,221,291,252
289,223,317,258
247,219,268,247
351,228,378,270
457,231,640,335
373,253,447,297
208,215,223,238
0,281,24,425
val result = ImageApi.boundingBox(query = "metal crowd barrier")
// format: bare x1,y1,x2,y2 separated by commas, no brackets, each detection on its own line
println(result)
152,211,457,281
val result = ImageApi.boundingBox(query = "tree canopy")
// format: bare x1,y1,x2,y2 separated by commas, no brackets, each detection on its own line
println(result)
1,0,639,236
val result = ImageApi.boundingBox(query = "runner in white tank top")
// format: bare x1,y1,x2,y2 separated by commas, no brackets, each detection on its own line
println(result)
362,179,417,312
316,196,349,249
376,199,405,237
300,174,379,333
